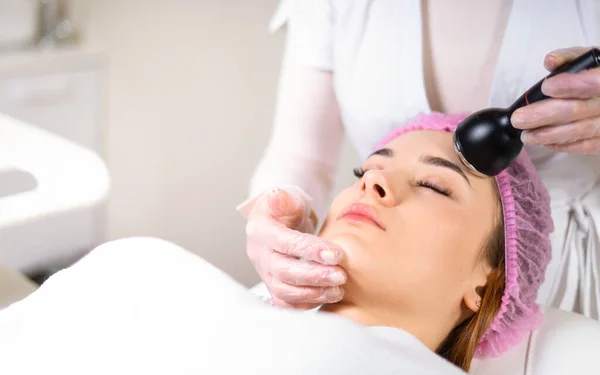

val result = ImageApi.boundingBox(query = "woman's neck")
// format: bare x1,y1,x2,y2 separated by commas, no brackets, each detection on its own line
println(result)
319,300,454,352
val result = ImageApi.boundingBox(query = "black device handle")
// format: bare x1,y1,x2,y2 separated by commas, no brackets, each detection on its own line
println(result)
508,48,600,114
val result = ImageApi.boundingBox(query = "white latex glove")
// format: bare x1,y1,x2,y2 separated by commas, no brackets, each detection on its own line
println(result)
513,46,600,154
242,187,347,310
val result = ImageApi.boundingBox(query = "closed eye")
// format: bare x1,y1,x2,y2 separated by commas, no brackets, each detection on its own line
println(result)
417,180,452,197
353,167,367,178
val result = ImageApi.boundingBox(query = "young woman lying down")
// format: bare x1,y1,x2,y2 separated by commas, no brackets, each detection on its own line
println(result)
0,113,553,374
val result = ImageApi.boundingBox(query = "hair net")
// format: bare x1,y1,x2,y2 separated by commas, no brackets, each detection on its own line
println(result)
374,112,554,358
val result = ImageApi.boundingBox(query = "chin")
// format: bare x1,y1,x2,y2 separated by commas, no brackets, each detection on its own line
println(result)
321,229,375,276
320,226,369,253
320,218,379,240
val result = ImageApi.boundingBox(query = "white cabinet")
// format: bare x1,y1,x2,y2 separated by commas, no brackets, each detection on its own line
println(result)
0,49,106,272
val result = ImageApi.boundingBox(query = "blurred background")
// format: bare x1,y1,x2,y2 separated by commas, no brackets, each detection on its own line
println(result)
0,0,359,287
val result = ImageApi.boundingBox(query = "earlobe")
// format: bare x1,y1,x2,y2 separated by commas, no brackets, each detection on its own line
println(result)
463,290,484,313
464,263,492,313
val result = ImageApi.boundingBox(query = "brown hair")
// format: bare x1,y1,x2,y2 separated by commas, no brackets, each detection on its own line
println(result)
436,194,506,372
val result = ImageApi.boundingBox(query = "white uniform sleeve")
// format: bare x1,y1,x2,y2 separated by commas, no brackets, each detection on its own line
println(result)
238,0,344,221
269,0,334,70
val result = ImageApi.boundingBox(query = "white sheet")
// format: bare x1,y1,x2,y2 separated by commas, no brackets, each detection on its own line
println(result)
0,237,464,374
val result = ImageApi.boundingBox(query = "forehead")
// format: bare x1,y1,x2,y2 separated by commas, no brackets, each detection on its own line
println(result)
382,130,458,161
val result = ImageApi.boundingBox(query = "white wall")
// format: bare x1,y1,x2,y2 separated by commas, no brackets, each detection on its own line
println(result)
76,0,359,286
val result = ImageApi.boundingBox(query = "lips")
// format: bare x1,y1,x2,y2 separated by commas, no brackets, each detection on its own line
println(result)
337,203,386,230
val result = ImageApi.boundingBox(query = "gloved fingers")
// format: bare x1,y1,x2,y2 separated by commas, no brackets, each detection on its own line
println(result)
513,47,600,133
512,96,600,130
268,251,347,287
266,187,309,229
541,69,600,100
279,230,343,265
248,187,313,232
544,46,592,71
546,136,600,154
244,186,345,307
267,274,344,305
246,218,343,265
521,116,600,146
252,267,321,309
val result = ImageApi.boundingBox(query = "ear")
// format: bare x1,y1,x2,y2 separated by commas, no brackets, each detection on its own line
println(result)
463,288,483,313
463,262,493,313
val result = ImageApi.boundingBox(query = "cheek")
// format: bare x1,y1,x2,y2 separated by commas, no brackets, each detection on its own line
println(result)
318,186,361,241
387,203,484,282
325,186,355,217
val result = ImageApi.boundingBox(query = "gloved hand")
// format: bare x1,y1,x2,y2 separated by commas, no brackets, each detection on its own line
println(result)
245,187,347,309
512,47,600,154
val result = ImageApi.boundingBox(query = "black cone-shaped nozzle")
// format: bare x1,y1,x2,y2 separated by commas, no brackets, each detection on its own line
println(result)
454,109,522,176
454,48,600,176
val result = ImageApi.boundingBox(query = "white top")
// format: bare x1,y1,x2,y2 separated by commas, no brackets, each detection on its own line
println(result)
243,0,600,320
0,237,464,375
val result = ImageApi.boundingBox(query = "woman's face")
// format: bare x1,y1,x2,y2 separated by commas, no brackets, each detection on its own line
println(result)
319,130,500,326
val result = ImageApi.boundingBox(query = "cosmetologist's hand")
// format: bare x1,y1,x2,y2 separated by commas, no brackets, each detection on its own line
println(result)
512,46,600,154
245,187,347,309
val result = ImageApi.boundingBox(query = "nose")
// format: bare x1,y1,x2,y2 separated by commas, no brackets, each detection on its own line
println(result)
361,170,396,206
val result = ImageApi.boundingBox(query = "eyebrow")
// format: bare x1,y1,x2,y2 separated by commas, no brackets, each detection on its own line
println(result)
368,148,471,186
369,148,394,158
419,155,471,186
